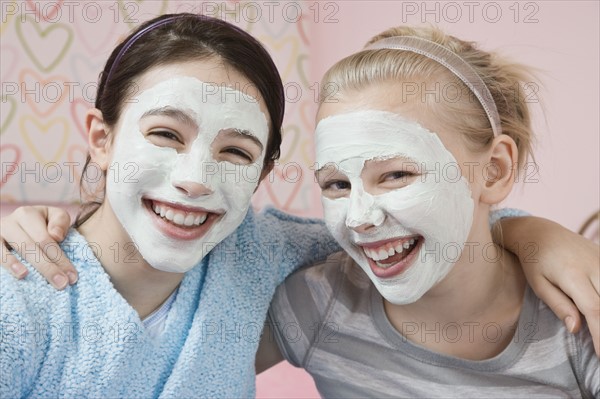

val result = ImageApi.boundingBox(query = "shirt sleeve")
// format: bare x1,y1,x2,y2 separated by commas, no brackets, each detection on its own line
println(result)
575,322,600,398
255,207,341,283
489,207,529,226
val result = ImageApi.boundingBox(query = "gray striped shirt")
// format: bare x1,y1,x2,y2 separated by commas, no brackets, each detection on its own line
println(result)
268,252,599,398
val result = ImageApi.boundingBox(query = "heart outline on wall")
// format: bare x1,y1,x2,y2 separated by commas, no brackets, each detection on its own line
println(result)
15,15,74,72
0,144,22,188
19,68,69,117
20,115,70,163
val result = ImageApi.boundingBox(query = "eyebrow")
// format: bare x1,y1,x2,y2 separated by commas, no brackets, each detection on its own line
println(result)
141,107,199,130
314,163,338,178
221,128,264,150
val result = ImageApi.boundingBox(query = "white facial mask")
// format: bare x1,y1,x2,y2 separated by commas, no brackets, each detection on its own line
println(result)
106,76,269,273
316,110,474,304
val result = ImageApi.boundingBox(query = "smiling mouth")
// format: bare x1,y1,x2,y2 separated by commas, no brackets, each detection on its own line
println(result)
358,235,423,278
142,198,223,239
362,236,420,267
148,200,210,227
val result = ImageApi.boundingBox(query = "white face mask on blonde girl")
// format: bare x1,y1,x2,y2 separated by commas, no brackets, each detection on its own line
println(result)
315,81,519,306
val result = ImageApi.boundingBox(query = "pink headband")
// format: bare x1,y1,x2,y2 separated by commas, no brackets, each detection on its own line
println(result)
366,36,502,136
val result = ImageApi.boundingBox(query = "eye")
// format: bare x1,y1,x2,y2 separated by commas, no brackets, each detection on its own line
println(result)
319,179,351,200
324,180,351,191
147,129,183,145
378,170,418,190
221,147,254,164
382,171,413,182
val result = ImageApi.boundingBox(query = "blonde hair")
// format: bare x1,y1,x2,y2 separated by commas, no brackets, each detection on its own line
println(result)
320,26,537,167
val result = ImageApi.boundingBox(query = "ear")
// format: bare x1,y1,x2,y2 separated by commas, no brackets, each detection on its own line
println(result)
254,160,275,192
85,108,112,171
480,135,518,205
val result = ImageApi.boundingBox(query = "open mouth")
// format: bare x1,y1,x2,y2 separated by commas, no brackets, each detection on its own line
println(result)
359,235,423,278
143,198,223,240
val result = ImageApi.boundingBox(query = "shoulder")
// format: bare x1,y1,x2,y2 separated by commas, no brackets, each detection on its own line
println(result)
272,252,367,321
220,206,332,252
251,207,330,240
257,207,325,226
222,207,340,281
0,235,85,396
574,321,600,397
2,229,106,322
288,251,371,291
268,252,373,366
57,228,103,272
283,251,346,289
525,286,599,396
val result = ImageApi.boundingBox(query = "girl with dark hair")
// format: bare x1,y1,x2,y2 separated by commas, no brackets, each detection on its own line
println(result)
0,13,336,397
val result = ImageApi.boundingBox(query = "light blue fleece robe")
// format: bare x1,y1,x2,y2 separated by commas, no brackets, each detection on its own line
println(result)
0,207,523,398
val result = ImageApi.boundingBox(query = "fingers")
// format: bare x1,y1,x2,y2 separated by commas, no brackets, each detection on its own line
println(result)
547,270,600,357
46,206,71,241
22,206,78,284
570,276,600,357
528,275,582,332
1,206,75,289
1,239,28,279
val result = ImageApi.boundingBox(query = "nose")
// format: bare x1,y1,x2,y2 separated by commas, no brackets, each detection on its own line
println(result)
350,222,377,234
172,180,213,198
170,151,215,198
345,189,385,233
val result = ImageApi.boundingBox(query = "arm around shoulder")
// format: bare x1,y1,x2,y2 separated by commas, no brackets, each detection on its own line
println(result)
257,208,340,282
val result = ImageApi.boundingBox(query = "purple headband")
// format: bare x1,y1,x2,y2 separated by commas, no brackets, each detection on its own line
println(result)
104,15,187,84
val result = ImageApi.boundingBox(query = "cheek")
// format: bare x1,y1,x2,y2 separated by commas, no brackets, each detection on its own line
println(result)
460,161,502,208
322,198,349,227
455,150,489,193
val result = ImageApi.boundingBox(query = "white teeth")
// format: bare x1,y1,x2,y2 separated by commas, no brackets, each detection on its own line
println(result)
363,237,419,263
173,213,185,225
184,214,196,226
367,248,379,261
151,201,210,227
378,249,389,260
